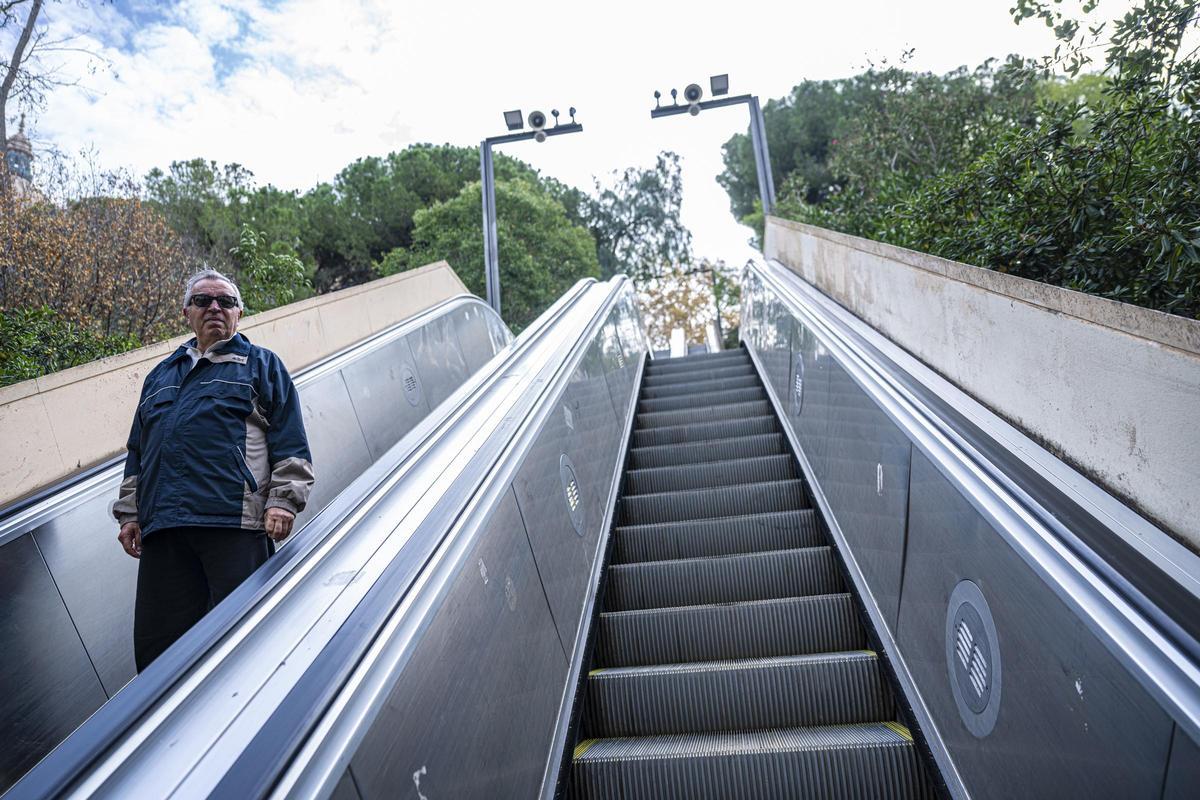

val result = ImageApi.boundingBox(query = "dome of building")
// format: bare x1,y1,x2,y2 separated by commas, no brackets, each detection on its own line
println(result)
5,114,33,183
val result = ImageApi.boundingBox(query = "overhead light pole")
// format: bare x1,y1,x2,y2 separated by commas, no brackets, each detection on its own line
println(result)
480,107,582,318
649,74,775,217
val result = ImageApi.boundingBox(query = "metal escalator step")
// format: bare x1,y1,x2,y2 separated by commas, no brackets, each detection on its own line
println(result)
629,433,786,470
584,651,892,738
642,364,757,387
613,509,823,564
638,386,765,414
605,546,841,611
635,400,773,430
595,593,864,667
571,723,932,800
619,479,806,527
639,374,761,400
625,454,795,495
645,351,750,375
632,416,778,449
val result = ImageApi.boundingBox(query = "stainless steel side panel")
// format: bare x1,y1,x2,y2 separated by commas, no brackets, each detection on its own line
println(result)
349,489,567,799
1163,726,1200,799
453,302,510,374
294,375,374,530
339,337,432,462
898,451,1173,798
406,313,471,410
821,357,912,632
511,343,619,654
0,534,107,784
33,498,139,696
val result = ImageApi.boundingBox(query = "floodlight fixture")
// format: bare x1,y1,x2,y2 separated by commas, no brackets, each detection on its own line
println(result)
710,73,729,96
503,110,524,131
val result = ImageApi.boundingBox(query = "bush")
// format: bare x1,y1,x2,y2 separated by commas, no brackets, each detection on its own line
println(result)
0,306,140,386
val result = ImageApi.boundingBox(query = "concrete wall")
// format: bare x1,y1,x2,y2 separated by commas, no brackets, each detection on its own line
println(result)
0,261,468,509
765,216,1200,548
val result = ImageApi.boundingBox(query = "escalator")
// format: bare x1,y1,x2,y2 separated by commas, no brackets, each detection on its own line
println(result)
570,348,935,799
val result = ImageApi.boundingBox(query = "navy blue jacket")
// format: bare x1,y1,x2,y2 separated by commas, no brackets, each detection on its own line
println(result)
113,333,314,536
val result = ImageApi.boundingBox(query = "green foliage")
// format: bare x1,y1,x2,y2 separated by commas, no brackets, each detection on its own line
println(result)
724,1,1200,318
581,152,693,280
0,306,140,387
377,178,600,330
229,224,312,314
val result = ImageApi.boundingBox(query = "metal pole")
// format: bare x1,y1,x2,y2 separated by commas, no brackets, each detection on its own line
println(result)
479,140,501,317
748,96,775,217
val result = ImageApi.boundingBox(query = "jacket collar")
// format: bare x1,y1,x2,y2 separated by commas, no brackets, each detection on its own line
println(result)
170,332,252,365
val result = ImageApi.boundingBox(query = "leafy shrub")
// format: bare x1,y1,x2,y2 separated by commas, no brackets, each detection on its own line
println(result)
0,306,140,387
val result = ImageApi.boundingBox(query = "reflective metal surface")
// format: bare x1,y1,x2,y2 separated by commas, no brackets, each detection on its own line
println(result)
740,257,1200,799
349,489,566,799
405,312,471,410
899,451,1172,797
0,535,107,784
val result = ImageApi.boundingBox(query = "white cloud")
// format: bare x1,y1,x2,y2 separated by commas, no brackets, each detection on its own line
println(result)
25,0,1134,267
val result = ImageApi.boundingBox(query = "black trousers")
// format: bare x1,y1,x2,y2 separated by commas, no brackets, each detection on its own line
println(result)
133,526,271,672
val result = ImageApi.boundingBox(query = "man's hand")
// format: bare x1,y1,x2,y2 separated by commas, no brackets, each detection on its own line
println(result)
118,521,142,559
264,507,296,542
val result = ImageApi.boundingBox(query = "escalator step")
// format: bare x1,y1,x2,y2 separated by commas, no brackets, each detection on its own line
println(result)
571,723,932,800
595,593,864,667
632,416,778,449
584,651,892,738
625,454,796,496
605,546,841,611
613,509,823,564
639,374,761,400
642,364,757,388
645,350,749,373
620,480,806,527
629,433,786,470
638,386,765,414
635,400,774,430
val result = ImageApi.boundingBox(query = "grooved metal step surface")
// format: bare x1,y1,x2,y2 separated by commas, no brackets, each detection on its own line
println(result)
635,399,774,430
595,594,865,667
612,509,823,563
631,415,779,449
638,386,765,413
572,723,933,800
628,433,787,471
584,651,893,737
605,547,841,611
641,363,757,387
624,454,796,496
570,349,934,799
639,374,761,400
619,479,808,526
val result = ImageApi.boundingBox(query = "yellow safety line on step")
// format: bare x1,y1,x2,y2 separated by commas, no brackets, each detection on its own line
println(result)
884,721,913,741
574,739,598,759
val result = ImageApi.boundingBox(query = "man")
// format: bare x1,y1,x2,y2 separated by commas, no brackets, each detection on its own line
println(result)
113,268,315,671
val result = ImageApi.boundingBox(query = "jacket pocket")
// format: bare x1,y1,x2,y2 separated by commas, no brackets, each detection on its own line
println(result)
233,446,259,492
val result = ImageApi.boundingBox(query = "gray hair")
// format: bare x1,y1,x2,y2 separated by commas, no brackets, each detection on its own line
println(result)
183,268,244,310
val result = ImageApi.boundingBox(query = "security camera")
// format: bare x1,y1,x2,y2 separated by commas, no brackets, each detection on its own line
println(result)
529,110,547,142
684,83,703,115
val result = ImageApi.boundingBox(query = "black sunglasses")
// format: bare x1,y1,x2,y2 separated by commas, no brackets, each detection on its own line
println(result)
189,293,239,309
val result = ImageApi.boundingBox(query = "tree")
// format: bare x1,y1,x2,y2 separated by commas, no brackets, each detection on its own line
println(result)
581,151,693,281
229,224,311,314
377,177,600,330
637,261,739,351
1,1,109,194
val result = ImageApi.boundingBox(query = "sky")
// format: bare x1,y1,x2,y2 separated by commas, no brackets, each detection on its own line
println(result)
11,0,1119,270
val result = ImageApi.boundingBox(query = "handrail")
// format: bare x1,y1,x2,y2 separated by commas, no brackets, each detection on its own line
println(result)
0,293,503,547
743,257,1200,794
253,276,639,799
5,282,592,800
